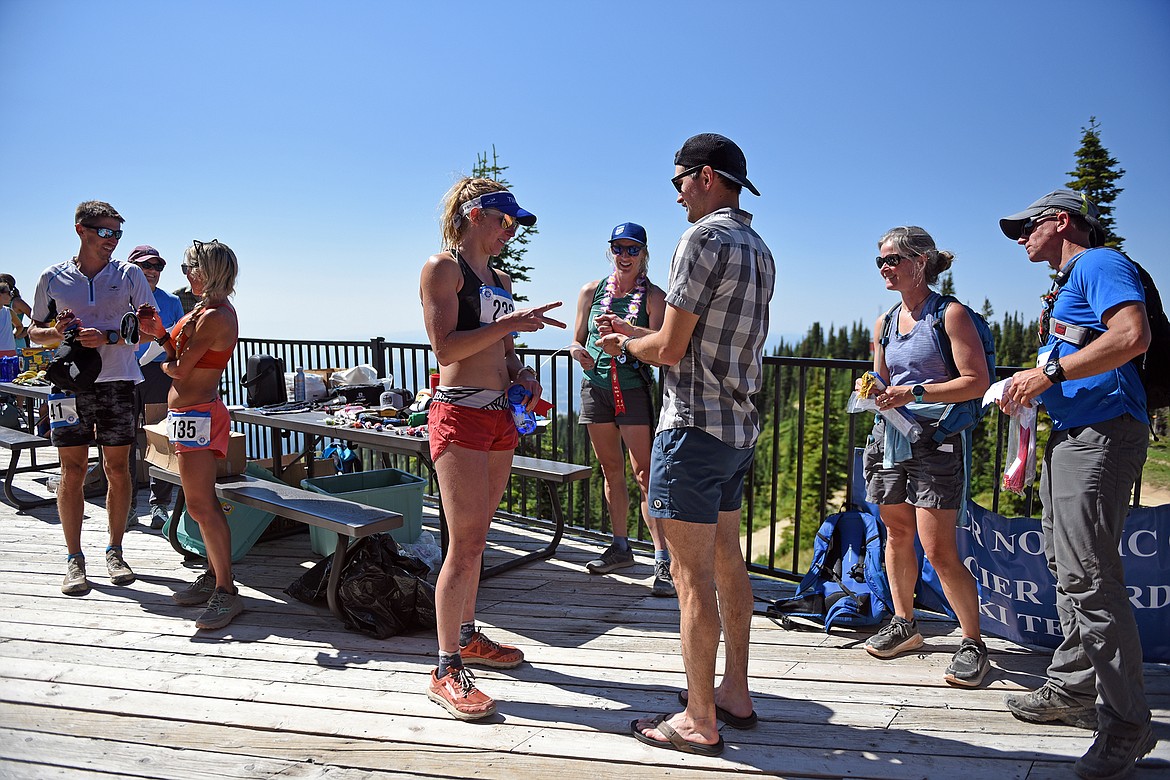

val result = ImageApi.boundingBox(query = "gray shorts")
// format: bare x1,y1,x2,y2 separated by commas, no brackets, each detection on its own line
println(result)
578,379,654,426
862,417,964,510
50,381,138,448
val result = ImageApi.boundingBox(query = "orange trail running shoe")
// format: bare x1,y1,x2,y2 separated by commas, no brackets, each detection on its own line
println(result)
460,631,524,669
428,667,497,721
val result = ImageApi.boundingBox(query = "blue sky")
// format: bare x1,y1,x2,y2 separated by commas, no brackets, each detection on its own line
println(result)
2,1,1168,351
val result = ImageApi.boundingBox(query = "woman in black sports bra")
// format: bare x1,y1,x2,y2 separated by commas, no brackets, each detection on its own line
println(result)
418,177,565,720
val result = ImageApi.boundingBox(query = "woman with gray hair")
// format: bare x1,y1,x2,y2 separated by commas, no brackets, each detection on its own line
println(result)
860,226,991,687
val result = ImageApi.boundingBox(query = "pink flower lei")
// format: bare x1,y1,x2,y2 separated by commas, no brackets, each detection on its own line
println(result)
599,273,647,324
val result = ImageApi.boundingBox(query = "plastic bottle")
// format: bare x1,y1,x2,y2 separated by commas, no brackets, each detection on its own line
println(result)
293,367,307,402
506,385,537,435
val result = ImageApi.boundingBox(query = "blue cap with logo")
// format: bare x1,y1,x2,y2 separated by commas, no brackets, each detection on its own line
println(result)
610,222,647,245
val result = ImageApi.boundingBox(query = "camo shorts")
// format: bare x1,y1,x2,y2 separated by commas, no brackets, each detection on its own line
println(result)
50,381,137,448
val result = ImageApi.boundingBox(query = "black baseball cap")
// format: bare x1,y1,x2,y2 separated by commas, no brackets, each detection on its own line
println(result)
674,133,760,196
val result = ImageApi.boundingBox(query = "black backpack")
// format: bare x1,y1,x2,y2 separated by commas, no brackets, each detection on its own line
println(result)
241,354,287,408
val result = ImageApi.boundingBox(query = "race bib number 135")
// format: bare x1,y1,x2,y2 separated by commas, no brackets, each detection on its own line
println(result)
167,410,212,448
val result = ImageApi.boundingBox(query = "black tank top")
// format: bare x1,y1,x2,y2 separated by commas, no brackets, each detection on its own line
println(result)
455,252,506,332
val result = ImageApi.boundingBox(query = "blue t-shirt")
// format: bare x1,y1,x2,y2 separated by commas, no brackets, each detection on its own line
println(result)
1040,247,1147,429
135,287,185,363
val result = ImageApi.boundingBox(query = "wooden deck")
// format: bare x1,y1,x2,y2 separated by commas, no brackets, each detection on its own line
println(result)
2,470,1167,780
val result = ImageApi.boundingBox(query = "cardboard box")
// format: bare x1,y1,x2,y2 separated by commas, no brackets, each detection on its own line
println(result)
252,453,336,487
143,421,247,477
134,403,173,484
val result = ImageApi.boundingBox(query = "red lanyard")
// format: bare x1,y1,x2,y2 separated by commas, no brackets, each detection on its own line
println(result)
611,362,626,415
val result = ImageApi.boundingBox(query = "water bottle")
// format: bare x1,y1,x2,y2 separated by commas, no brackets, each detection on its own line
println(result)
293,367,306,402
506,385,537,435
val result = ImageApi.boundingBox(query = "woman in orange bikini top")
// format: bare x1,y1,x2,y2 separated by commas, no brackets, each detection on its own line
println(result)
139,238,243,630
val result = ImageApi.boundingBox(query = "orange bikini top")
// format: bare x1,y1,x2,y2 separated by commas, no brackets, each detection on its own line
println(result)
171,303,236,370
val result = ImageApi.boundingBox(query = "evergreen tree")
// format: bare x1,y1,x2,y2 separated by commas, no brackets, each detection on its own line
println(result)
473,146,535,300
939,271,955,296
1066,117,1126,249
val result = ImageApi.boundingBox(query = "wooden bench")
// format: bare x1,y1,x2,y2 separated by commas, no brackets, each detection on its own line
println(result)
1,426,57,510
149,465,402,620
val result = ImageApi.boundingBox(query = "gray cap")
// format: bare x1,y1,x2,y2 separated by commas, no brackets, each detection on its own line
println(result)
1000,189,1103,244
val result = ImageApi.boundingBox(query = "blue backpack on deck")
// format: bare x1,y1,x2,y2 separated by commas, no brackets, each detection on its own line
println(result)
767,506,893,632
880,294,997,444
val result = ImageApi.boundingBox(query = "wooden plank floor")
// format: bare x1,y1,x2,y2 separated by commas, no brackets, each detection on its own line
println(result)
1,468,1167,779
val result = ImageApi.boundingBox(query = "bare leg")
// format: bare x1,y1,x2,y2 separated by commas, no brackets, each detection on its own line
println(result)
880,502,919,619
178,450,233,590
101,444,132,549
588,423,630,541
57,446,90,555
712,507,754,717
619,424,664,551
917,506,981,640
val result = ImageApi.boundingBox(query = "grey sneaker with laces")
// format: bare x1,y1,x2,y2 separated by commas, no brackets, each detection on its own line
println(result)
196,588,244,630
149,504,169,530
1074,724,1157,780
944,638,990,687
105,548,136,586
1004,680,1097,729
586,541,635,574
865,615,924,659
62,556,89,595
173,570,218,606
651,559,676,597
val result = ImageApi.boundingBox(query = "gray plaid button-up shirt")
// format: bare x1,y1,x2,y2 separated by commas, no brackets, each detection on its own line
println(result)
658,207,775,449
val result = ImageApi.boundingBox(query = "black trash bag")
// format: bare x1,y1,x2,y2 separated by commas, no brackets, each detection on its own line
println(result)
46,330,102,392
285,535,436,639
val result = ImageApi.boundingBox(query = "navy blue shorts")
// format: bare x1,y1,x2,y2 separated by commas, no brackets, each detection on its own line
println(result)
647,427,755,524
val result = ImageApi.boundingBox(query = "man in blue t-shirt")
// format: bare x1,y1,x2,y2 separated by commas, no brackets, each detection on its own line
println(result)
127,245,185,530
998,189,1155,779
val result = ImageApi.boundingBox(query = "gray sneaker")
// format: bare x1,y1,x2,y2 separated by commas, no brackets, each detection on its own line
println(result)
105,548,136,586
173,570,218,606
1005,681,1097,730
865,615,924,659
944,638,990,687
196,588,244,630
62,556,89,595
1075,724,1157,780
651,559,676,597
149,504,169,530
586,541,635,574
125,506,139,530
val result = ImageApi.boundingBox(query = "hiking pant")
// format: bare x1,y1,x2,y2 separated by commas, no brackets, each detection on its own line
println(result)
1039,413,1149,736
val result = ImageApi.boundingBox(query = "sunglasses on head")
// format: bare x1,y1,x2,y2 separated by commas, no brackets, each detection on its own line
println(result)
875,254,916,269
135,260,165,272
1020,213,1061,238
610,244,643,257
83,225,123,240
671,165,705,193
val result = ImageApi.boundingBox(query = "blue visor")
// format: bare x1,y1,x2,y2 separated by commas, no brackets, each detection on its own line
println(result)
463,191,537,226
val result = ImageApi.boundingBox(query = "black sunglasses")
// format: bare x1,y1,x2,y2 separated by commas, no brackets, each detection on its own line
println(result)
135,260,166,271
875,254,915,269
83,225,123,240
671,165,705,193
1020,214,1061,238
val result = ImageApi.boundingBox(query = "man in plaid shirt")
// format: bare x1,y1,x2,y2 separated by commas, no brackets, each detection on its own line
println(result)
600,133,775,756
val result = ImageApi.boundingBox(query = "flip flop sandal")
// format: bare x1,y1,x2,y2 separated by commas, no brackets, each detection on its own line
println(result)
120,312,140,345
677,690,759,729
630,714,725,756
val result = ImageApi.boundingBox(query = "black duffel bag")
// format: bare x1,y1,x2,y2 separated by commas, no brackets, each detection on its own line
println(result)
241,354,286,407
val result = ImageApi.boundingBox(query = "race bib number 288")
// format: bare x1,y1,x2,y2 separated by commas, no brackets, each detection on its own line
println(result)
167,410,212,448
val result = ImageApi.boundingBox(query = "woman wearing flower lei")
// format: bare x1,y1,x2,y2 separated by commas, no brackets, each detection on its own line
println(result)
570,223,673,596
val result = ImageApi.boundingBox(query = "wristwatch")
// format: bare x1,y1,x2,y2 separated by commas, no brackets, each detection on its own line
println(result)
619,336,635,363
155,332,171,346
105,330,119,345
911,384,926,403
1043,358,1066,383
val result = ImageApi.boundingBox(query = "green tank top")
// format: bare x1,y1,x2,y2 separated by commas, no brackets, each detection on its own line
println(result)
583,277,651,390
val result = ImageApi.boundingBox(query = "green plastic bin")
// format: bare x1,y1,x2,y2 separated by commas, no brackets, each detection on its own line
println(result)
301,467,425,555
163,462,282,562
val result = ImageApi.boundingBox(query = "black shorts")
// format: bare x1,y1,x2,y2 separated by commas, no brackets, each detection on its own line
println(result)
50,381,137,448
578,379,654,426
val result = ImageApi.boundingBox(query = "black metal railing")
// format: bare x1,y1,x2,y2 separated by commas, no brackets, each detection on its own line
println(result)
220,337,1081,581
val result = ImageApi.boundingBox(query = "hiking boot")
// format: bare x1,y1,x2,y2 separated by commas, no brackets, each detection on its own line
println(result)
173,570,217,606
865,615,924,659
1004,681,1097,729
428,666,496,720
651,559,676,597
460,631,524,669
149,504,169,531
61,557,89,595
105,548,136,586
196,588,244,630
586,541,635,574
1075,724,1157,780
944,638,990,688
